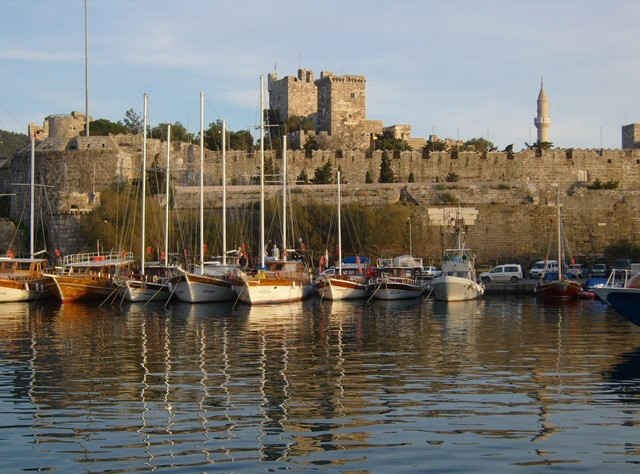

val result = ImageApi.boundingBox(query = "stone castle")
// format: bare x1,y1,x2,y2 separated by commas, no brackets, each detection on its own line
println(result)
268,68,424,150
3,72,640,261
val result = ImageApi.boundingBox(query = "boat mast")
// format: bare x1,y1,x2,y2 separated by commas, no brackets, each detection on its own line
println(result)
259,76,265,269
556,187,562,280
408,217,412,256
222,119,227,266
164,124,171,267
337,170,342,275
29,127,35,260
84,0,90,137
282,134,287,261
199,91,205,274
141,93,148,275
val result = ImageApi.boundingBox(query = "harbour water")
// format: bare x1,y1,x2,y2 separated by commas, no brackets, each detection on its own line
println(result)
1,297,639,472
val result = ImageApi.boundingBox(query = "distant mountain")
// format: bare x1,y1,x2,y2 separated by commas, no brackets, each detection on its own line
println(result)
0,129,29,159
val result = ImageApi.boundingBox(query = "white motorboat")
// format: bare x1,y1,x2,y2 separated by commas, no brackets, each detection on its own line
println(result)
368,255,425,300
431,220,484,301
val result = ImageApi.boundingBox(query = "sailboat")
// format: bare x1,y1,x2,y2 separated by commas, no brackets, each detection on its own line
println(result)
430,209,484,302
0,128,54,302
172,93,236,303
536,188,581,301
120,94,173,302
316,171,368,300
232,76,314,305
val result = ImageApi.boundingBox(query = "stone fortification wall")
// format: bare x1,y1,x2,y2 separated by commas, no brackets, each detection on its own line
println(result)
169,182,640,264
13,144,640,218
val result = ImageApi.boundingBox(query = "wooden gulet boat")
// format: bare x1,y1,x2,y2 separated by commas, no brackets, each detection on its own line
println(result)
232,78,314,305
172,95,236,303
316,171,367,301
44,251,134,303
119,95,173,303
0,131,53,302
0,258,55,302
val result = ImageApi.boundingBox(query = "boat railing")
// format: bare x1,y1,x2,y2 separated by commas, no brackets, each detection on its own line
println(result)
605,268,633,288
62,251,135,267
371,276,418,286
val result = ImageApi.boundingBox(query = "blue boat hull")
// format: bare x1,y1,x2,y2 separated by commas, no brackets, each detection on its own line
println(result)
607,289,640,326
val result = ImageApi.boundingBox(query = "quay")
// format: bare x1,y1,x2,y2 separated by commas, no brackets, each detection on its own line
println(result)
483,279,539,295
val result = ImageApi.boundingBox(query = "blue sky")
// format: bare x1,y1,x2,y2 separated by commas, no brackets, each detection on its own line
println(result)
1,0,638,149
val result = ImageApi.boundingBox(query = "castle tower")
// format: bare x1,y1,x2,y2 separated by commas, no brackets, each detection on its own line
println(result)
315,71,367,135
534,78,551,143
267,68,317,125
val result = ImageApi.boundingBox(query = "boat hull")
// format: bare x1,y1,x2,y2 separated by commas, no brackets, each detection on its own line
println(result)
318,277,367,300
123,280,170,303
173,272,235,303
536,280,581,301
372,281,424,300
0,277,53,302
234,279,314,305
431,275,484,302
46,274,117,303
600,288,640,326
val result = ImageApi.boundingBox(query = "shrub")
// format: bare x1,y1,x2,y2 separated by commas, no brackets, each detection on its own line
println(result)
365,171,373,183
587,178,619,190
445,172,459,182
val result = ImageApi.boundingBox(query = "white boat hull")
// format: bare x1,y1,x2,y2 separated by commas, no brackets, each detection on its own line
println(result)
234,281,314,305
318,277,367,300
173,272,235,303
592,287,616,304
0,285,49,303
431,275,484,302
123,280,170,303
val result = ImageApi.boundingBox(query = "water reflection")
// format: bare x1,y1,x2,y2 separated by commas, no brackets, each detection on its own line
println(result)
0,298,639,472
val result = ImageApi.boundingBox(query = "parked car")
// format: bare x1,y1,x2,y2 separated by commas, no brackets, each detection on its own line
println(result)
590,263,608,278
480,264,523,283
422,265,442,278
566,263,584,279
528,260,558,279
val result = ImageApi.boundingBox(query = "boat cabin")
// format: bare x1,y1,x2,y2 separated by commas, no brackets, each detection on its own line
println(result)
0,258,47,277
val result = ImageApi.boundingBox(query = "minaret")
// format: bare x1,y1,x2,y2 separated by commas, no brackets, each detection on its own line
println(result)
534,77,551,143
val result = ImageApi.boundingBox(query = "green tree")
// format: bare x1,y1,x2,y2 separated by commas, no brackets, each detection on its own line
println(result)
365,170,373,183
304,135,320,152
373,130,411,151
0,129,28,158
464,137,496,153
230,130,254,151
378,151,395,183
123,108,143,134
286,115,315,133
423,140,447,152
83,118,128,136
312,161,333,184
151,122,193,142
203,120,223,150
297,169,309,184
525,140,553,151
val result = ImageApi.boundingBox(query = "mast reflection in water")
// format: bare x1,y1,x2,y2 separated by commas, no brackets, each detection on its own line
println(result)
1,297,639,472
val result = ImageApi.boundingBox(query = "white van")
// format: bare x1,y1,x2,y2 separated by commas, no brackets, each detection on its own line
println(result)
479,264,523,283
529,260,558,278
